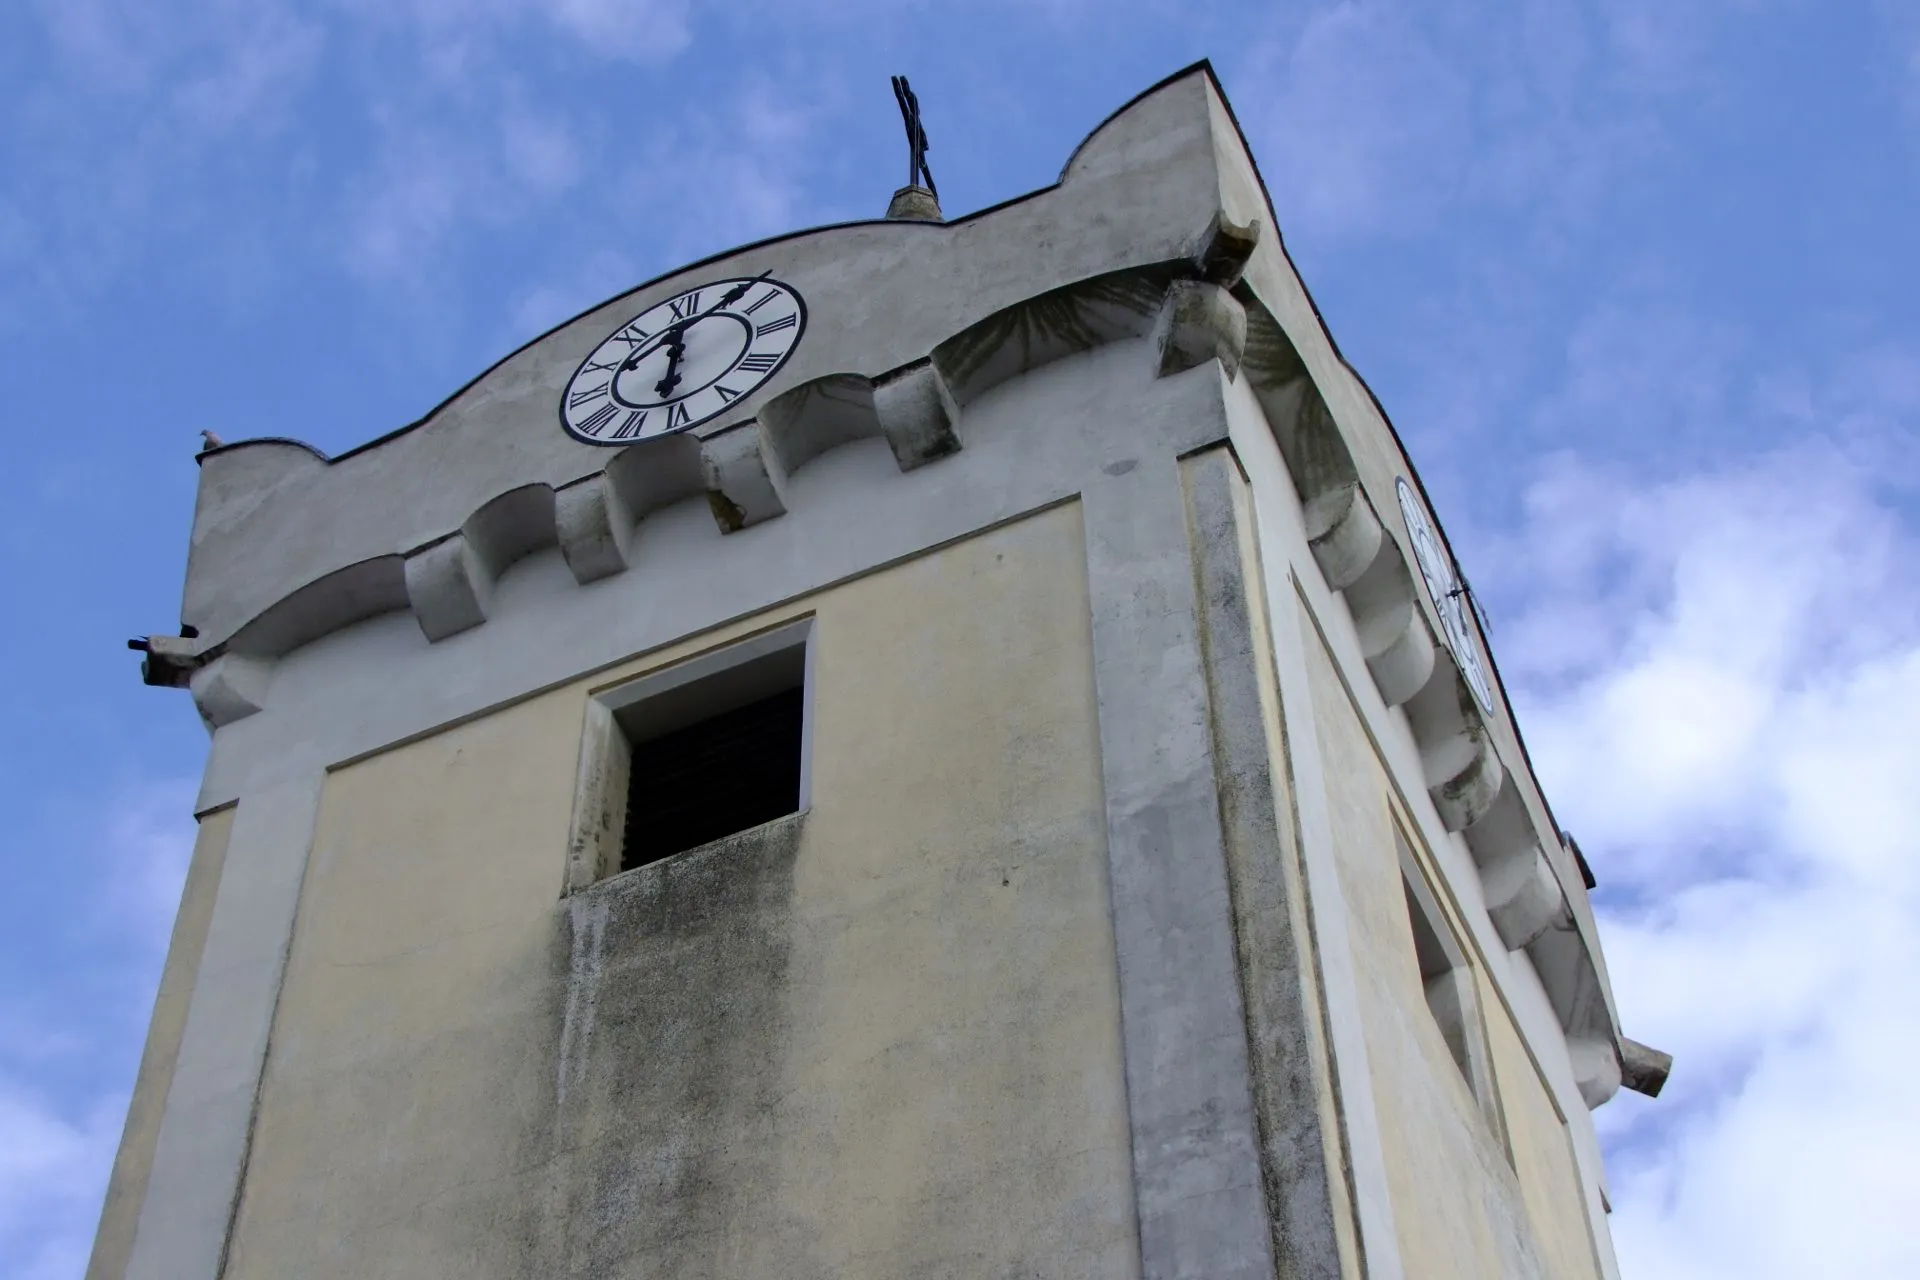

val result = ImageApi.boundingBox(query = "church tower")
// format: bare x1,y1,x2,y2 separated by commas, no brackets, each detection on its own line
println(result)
96,63,1667,1280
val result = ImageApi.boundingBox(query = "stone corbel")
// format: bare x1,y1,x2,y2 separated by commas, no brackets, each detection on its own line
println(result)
1427,725,1504,832
1154,279,1248,380
700,419,788,533
556,473,635,585
872,359,962,470
189,652,273,728
1303,482,1385,591
1365,611,1438,708
1460,777,1572,950
404,532,491,641
1479,841,1568,950
1568,1036,1625,1110
1343,547,1438,708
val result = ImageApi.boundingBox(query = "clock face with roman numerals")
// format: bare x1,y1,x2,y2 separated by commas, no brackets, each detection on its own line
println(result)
559,274,806,445
1395,477,1495,713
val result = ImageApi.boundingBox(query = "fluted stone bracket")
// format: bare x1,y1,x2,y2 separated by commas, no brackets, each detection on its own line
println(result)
1154,279,1248,380
189,653,272,728
700,419,789,533
404,533,490,641
872,358,962,470
1478,819,1568,950
1342,534,1438,708
1567,1036,1625,1110
1304,482,1385,591
1422,725,1504,833
1240,293,1627,1107
556,473,634,585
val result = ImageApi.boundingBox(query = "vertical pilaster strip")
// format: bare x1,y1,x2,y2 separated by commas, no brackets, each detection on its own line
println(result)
1083,454,1277,1280
1263,572,1410,1280
123,774,324,1280
1181,446,1354,1280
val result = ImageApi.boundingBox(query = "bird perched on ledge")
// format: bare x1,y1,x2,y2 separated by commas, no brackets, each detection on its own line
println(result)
199,429,225,452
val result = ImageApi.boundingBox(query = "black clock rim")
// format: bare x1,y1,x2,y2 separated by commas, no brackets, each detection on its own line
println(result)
558,277,809,447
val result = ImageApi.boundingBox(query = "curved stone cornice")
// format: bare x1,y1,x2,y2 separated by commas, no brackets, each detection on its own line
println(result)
139,249,1225,714
174,70,1245,660
157,254,1218,684
1240,297,1626,1108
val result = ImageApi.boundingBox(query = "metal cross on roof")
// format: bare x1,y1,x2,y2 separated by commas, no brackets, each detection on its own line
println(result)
891,75,937,200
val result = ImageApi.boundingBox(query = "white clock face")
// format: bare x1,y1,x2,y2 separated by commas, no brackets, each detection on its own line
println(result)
1395,477,1494,712
559,274,806,445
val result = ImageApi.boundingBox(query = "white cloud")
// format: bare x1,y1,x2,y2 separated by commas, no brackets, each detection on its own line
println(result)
170,6,325,134
91,784,200,952
546,0,691,63
326,0,693,65
6,0,701,320
0,782,195,1280
341,122,489,282
1237,4,1472,240
0,1080,127,1280
500,100,583,198
30,0,323,121
506,246,640,347
339,91,591,285
1497,445,1920,1278
1226,0,1781,254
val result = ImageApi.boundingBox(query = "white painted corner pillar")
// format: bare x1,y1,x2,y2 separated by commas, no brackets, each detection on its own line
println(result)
123,775,326,1280
1082,449,1276,1280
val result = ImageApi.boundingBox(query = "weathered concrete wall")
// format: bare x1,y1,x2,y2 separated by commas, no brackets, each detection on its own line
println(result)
1183,446,1361,1280
1297,607,1572,1279
217,502,1136,1279
85,807,234,1280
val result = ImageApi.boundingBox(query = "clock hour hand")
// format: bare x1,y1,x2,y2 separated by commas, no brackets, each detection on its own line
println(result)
653,331,687,398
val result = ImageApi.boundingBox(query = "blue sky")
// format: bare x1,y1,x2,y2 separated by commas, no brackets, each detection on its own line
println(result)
3,2,1917,1277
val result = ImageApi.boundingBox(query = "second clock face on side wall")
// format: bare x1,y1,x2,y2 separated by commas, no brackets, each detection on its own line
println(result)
559,274,807,445
1395,477,1495,713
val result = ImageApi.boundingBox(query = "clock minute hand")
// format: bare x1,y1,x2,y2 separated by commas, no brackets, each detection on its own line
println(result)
709,269,772,316
629,271,777,391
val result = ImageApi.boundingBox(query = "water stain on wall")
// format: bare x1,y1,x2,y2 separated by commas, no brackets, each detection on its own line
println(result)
543,814,804,1279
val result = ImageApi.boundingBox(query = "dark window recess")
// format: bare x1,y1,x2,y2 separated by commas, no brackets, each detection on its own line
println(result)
622,686,804,871
1403,878,1473,1084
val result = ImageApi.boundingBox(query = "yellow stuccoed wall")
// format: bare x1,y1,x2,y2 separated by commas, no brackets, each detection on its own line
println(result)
1296,599,1603,1280
219,501,1139,1280
1485,983,1609,1280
